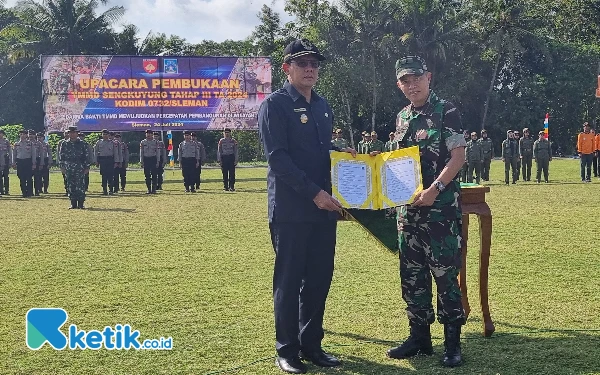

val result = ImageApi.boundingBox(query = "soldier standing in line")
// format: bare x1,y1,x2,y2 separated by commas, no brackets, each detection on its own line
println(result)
478,130,493,181
57,131,70,196
140,129,160,194
386,132,399,151
78,132,94,192
178,131,200,192
217,128,238,191
94,129,118,195
357,131,366,154
37,133,51,194
114,133,129,191
465,132,484,183
460,131,470,182
513,130,521,180
190,133,201,190
519,128,534,181
359,132,372,154
533,130,552,183
12,129,37,197
370,131,385,153
60,126,89,209
502,130,519,185
0,129,11,195
331,129,349,149
108,132,122,194
29,130,43,196
196,135,206,190
154,132,167,190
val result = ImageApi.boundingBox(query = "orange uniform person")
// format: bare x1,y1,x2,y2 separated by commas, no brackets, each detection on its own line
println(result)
595,130,600,177
577,122,595,182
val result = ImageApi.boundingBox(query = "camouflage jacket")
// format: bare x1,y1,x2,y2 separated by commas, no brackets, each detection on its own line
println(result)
331,138,348,149
370,139,385,152
395,91,466,223
59,138,89,168
385,140,399,151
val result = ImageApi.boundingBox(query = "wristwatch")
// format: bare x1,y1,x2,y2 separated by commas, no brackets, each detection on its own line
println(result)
433,180,446,193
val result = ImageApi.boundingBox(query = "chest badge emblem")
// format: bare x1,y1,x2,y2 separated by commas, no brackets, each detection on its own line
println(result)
300,114,308,124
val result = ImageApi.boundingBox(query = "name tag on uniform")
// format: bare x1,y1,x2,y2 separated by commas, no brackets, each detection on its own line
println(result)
294,108,307,112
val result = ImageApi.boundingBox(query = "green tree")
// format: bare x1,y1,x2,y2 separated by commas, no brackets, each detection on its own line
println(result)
2,0,125,57
469,0,551,130
0,123,23,143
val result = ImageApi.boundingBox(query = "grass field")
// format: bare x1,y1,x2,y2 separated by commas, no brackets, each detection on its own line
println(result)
1,159,599,375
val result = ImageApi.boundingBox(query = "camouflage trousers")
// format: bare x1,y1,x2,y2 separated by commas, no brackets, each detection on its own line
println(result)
398,218,466,326
64,162,86,201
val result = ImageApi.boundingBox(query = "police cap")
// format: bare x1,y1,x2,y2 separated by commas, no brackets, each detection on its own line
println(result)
283,39,325,63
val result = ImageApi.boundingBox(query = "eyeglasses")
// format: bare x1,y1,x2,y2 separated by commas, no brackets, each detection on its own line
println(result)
291,60,320,69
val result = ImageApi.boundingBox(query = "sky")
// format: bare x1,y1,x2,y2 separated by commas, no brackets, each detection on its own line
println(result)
3,0,296,43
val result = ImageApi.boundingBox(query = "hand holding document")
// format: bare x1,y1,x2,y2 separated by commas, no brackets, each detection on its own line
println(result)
331,146,422,210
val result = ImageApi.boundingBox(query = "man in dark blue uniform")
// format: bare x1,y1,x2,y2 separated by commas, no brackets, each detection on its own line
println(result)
259,39,356,374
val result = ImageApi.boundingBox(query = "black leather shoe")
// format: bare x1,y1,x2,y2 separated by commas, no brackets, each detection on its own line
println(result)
299,349,341,367
275,356,306,374
387,324,433,359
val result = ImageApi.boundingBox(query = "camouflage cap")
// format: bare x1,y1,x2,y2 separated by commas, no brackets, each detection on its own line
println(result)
395,56,428,79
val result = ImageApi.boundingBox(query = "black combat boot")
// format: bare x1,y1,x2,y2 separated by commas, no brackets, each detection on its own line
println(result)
442,324,462,367
77,200,85,209
69,199,78,209
387,324,433,359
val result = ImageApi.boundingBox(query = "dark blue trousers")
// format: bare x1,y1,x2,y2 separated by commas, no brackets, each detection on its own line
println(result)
269,220,336,359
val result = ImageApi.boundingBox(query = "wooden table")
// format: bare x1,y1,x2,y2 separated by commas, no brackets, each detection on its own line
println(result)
459,185,495,337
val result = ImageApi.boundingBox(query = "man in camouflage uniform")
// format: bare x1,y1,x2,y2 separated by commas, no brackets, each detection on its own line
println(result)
466,132,483,184
479,130,493,181
60,126,89,209
57,131,70,196
387,56,466,368
0,129,11,195
533,130,552,183
78,132,95,192
370,131,385,153
331,129,349,149
519,128,534,181
502,130,519,184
